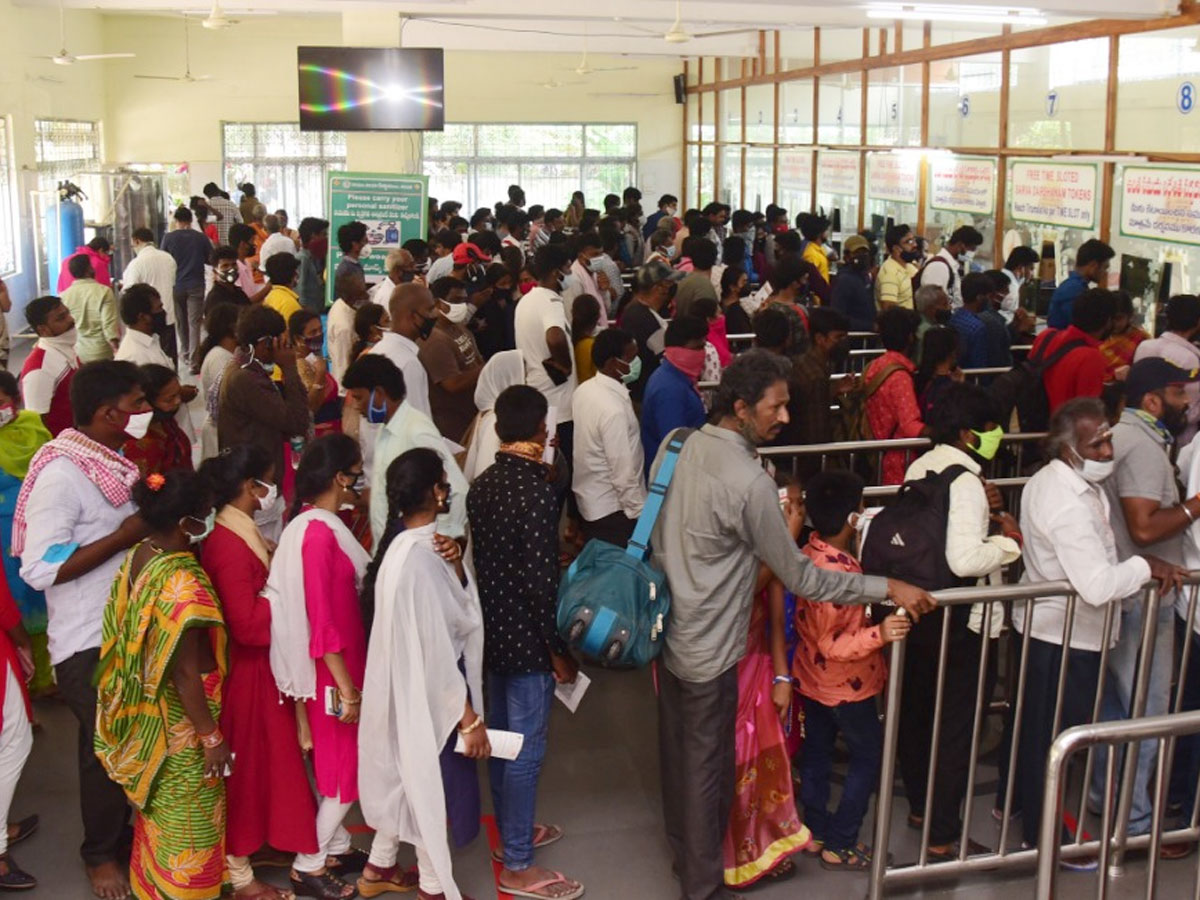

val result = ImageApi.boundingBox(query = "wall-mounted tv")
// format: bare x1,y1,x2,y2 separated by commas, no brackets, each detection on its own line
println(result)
298,47,444,132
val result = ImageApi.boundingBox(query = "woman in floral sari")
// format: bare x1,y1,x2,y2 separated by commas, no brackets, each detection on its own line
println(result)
95,469,228,900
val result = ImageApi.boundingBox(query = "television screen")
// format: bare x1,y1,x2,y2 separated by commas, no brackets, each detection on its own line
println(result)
298,47,444,132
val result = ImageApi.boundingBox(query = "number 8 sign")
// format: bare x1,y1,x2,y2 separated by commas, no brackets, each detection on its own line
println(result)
1180,82,1195,115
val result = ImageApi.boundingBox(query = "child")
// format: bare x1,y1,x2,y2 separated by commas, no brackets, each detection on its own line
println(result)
793,470,911,871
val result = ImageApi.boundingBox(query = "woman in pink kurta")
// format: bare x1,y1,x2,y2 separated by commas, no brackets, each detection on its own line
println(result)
200,445,317,900
863,310,926,484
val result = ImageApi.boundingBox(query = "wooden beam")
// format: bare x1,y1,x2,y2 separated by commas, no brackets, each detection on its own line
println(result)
917,24,931,236
811,28,821,214
773,29,780,76
741,85,748,205
994,28,1011,265
682,59,690,211
772,76,780,203
1100,34,1120,242
895,20,903,54
860,34,869,233
714,84,722,205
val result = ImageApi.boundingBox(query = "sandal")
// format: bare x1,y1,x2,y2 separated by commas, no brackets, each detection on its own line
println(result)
5,818,36,848
820,843,877,872
290,869,355,900
235,881,295,900
327,847,369,874
358,864,419,897
497,871,584,900
741,857,796,889
926,838,990,862
417,893,475,900
491,824,566,863
0,853,35,891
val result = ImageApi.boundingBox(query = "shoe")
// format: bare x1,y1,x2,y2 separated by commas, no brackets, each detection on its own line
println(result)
991,807,1021,823
4,818,36,848
926,838,990,862
291,869,356,900
328,847,369,874
358,864,419,896
1020,842,1098,872
0,853,34,891
1160,840,1195,861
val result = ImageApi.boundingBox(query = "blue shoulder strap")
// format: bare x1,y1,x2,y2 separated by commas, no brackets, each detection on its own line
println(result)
626,428,695,561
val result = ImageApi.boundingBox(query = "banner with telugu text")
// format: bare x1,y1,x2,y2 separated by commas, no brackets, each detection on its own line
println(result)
929,156,996,216
1120,165,1200,247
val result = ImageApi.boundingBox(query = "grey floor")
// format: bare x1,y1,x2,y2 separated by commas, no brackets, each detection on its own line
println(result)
12,666,1199,899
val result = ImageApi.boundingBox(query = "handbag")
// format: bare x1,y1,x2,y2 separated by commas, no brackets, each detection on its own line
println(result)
556,429,693,668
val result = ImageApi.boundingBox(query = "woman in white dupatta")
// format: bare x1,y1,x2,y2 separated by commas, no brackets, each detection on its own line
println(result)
358,448,487,900
462,350,524,482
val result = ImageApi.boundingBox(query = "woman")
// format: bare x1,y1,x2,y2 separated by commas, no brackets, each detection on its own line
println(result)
1100,290,1147,373
199,446,317,900
571,294,602,385
94,469,228,900
721,266,751,337
864,308,926,485
359,449,487,900
0,373,52,693
351,304,389,361
916,326,963,420
199,303,240,461
462,350,524,482
266,435,370,900
472,262,518,360
124,364,193,476
563,191,585,231
289,310,342,438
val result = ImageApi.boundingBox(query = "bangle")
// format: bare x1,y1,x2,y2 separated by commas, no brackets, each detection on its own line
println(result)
458,716,484,735
1182,503,1196,524
198,728,224,749
339,690,361,705
772,675,794,686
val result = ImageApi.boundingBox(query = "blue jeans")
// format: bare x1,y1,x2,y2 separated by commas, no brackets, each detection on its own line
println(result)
798,695,882,852
487,671,555,871
1090,599,1176,835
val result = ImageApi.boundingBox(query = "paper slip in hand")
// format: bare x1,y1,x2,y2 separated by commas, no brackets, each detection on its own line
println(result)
455,728,525,761
555,671,591,714
543,407,558,465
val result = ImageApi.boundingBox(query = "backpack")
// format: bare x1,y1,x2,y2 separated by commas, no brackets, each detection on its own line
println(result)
837,362,908,443
556,429,693,668
912,254,956,295
988,330,1087,432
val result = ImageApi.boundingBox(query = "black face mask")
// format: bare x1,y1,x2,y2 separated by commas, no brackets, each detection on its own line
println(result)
417,313,437,341
901,249,923,263
151,406,175,422
933,308,952,325
151,310,169,333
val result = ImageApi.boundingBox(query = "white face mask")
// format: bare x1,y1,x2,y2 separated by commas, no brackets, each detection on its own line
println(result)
46,328,78,352
1068,446,1114,483
254,479,278,512
123,410,153,441
0,406,15,428
440,302,473,325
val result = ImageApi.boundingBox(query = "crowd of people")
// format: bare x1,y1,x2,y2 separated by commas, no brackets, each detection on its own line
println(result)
0,177,1195,900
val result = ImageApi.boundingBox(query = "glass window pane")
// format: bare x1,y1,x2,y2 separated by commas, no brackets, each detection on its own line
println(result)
700,92,716,141
0,118,16,277
522,163,584,209
718,88,742,142
699,145,715,206
688,144,701,208
816,151,860,238
423,123,475,157
929,54,1002,149
746,84,774,143
931,25,1003,46
719,146,742,208
222,123,256,160
583,163,632,206
477,124,581,158
779,148,814,218
780,30,815,71
1116,27,1200,154
821,28,866,63
780,79,814,144
687,93,700,142
818,73,862,145
426,160,471,211
866,65,922,147
745,147,774,213
1009,40,1107,150
585,124,636,158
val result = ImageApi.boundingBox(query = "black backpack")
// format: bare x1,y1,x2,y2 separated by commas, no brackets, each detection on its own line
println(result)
988,331,1087,433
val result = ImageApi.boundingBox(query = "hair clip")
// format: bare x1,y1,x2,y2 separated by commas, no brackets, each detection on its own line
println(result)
145,473,166,492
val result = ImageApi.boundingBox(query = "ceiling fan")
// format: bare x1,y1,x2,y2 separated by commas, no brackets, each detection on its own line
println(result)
34,0,134,66
567,48,637,76
622,0,760,44
201,0,237,31
136,18,213,83
528,78,588,90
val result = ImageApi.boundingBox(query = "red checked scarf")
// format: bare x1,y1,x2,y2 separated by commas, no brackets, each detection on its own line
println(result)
12,428,141,556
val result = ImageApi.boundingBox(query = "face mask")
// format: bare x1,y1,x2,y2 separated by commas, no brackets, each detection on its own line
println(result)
617,355,642,385
46,328,78,352
254,479,278,512
309,236,329,259
901,248,923,263
182,509,216,545
123,409,153,440
366,388,389,425
338,473,365,511
441,302,472,325
587,256,602,273
1068,445,1114,483
1161,403,1189,437
416,312,437,341
959,251,976,264
970,426,1004,461
663,346,706,381
305,337,324,355
934,308,952,325
152,406,176,422
0,405,14,428
219,267,239,284
664,246,676,259
398,271,416,284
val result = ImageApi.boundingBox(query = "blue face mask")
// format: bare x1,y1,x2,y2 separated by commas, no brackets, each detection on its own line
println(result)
366,388,388,425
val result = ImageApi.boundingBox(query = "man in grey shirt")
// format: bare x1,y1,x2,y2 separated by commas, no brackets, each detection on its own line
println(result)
648,349,935,900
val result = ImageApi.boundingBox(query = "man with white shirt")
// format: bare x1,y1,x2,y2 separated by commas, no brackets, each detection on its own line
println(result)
572,328,646,547
121,228,177,359
328,271,370,389
115,284,172,368
369,282,435,418
514,244,577,498
19,296,78,437
426,230,461,284
257,213,298,270
562,232,611,326
1010,396,1178,856
1134,293,1200,445
368,249,417,307
917,226,983,308
999,246,1038,323
499,210,530,261
17,360,152,900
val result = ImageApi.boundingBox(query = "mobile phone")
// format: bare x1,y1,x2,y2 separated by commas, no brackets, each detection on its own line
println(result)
778,487,790,511
324,685,342,717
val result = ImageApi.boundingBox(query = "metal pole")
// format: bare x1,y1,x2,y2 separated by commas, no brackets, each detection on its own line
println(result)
868,637,907,900
918,608,954,863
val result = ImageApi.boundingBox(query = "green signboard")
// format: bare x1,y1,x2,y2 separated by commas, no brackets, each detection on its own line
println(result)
325,171,428,307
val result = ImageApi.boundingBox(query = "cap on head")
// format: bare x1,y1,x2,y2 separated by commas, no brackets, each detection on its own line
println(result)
452,242,492,267
843,234,871,255
1124,357,1200,407
634,260,686,291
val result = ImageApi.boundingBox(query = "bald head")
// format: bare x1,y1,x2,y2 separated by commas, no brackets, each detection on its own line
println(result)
389,282,436,341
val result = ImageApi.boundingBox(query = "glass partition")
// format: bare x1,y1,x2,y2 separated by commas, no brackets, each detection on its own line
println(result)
866,65,922,146
720,145,743,208
745,148,775,213
817,72,863,145
779,79,815,144
1008,39,1107,150
1116,27,1200,154
928,53,1002,148
746,84,775,144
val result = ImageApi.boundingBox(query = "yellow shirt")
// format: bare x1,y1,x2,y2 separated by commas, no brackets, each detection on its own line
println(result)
264,285,302,324
575,336,597,384
875,257,915,309
803,242,830,284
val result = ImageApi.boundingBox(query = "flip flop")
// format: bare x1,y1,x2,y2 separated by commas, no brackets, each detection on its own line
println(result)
5,818,36,848
497,872,584,900
491,824,565,863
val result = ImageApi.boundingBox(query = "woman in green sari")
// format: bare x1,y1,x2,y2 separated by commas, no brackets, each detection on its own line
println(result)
94,469,229,900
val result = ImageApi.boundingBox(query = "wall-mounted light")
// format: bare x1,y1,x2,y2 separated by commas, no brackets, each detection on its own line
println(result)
865,4,1048,26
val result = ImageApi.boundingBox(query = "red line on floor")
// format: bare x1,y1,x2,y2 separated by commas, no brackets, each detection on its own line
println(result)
483,814,515,900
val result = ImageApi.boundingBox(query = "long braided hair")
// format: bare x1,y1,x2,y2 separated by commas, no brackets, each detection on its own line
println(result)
360,447,445,633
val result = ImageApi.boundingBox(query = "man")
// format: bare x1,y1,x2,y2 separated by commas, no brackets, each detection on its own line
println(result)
978,272,1020,370
830,234,876,332
328,271,370,388
703,201,730,254
447,241,491,292
115,284,172,368
335,221,369,283
60,255,118,363
1135,293,1200,443
229,223,270,305
296,216,330,313
466,384,585,900
673,237,720,320
371,282,436,418
914,284,951,357
402,238,430,276
571,328,646,547
420,277,484,443
342,354,468,543
563,232,613,325
917,225,983,308
526,207,550,252
622,261,683,401
643,194,677,239
469,207,494,236
57,237,112,293
796,212,832,286
1048,239,1115,330
121,227,178,360
17,360,152,900
161,205,214,370
204,245,251,317
727,209,758,284
262,253,303,323
426,230,462,284
203,181,242,245
785,307,851,458
19,296,78,436
514,244,578,470
949,272,992,371
507,184,526,210
1032,288,1117,413
650,350,934,900
876,223,920,310
258,213,298,270
368,249,417,308
640,316,710,468
1000,245,1039,322
1095,358,1199,857
500,210,530,259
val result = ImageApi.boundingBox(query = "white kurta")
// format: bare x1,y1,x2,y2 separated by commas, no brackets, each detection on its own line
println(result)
358,522,484,900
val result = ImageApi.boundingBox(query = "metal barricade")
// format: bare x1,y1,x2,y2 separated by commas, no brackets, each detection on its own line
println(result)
866,577,1200,899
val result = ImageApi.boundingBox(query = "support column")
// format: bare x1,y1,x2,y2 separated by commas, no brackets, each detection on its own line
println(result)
341,11,422,174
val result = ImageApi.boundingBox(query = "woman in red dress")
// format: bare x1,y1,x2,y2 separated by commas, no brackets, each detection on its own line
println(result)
122,364,193,477
199,445,318,900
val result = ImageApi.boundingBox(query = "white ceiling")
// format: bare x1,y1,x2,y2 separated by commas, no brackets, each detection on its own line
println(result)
13,0,1184,56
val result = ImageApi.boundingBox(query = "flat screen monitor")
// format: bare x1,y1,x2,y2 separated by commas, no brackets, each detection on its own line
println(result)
298,47,444,132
